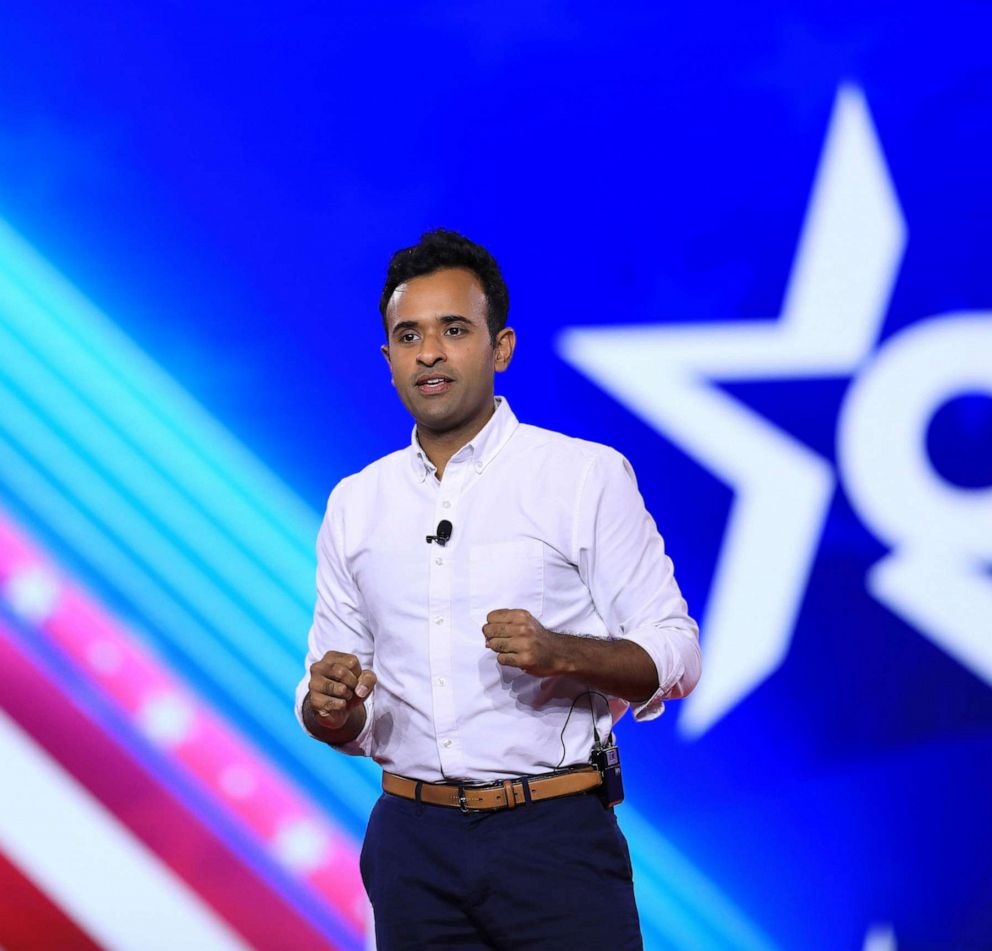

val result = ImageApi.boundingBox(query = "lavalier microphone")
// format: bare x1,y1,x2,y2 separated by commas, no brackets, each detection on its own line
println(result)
426,520,453,546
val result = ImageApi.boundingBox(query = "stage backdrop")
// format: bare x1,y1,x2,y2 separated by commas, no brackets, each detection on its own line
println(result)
0,4,989,949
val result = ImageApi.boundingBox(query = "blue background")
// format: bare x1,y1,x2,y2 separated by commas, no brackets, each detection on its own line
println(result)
0,3,990,948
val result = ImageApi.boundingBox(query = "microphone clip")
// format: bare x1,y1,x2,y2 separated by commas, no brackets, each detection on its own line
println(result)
426,519,453,546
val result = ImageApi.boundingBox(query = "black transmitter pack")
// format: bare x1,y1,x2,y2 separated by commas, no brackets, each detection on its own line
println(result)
591,736,624,808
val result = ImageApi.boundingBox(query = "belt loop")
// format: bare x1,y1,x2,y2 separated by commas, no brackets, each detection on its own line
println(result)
502,779,516,810
520,777,533,805
414,781,424,816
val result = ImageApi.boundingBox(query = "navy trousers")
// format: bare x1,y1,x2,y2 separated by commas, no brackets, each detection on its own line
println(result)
360,788,643,950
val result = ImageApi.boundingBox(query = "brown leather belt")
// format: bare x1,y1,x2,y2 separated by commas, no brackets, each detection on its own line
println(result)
382,767,602,812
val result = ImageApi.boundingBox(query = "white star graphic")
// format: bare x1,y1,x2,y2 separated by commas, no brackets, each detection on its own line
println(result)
558,85,907,737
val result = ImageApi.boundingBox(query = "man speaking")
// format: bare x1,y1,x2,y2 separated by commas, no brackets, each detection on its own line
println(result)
296,229,701,950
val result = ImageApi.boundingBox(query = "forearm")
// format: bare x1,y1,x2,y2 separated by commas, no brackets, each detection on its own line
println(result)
552,635,659,703
301,692,368,746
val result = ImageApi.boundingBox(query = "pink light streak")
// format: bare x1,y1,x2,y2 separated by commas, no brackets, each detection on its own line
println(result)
0,513,368,935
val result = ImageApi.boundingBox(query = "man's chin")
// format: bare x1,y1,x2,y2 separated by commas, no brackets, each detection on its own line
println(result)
413,404,459,431
401,387,494,435
412,396,485,436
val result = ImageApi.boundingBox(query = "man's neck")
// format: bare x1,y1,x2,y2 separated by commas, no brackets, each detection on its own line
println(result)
417,400,497,480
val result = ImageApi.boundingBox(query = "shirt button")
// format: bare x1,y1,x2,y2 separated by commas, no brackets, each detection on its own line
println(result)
434,557,443,566
435,616,445,625
437,677,446,687
442,739,453,749
475,463,484,473
442,500,451,509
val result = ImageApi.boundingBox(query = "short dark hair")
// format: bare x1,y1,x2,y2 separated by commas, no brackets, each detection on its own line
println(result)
379,229,509,344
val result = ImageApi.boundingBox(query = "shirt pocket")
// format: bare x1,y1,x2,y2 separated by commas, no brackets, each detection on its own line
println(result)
468,539,545,635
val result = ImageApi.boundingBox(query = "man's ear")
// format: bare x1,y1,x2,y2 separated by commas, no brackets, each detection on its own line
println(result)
380,344,395,387
494,327,516,372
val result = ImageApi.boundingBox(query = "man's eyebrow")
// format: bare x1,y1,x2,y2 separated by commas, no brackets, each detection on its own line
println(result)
390,319,420,337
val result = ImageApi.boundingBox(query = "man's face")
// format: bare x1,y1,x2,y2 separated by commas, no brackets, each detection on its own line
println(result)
381,267,514,434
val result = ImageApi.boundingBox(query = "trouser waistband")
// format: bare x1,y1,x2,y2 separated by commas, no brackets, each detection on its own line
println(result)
382,766,602,812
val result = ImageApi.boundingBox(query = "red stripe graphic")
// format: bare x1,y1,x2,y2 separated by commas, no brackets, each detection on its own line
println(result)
0,626,340,951
0,847,102,951
0,512,366,934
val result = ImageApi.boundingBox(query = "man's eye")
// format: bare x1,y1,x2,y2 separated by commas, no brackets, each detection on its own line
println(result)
445,326,464,335
400,333,417,343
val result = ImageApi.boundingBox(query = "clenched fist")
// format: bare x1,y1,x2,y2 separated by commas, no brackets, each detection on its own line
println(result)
483,609,563,677
306,651,377,733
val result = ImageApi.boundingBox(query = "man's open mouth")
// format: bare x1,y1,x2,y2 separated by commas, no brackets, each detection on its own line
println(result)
415,376,453,394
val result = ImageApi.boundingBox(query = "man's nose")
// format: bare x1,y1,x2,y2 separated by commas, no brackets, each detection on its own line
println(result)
416,334,446,365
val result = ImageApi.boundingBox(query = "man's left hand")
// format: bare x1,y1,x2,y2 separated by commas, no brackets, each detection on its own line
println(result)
483,609,564,677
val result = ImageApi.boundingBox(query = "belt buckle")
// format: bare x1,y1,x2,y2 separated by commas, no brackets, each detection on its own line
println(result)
457,789,470,813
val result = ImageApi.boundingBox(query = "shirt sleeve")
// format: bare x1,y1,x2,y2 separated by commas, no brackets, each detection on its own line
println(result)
573,449,701,722
294,483,376,756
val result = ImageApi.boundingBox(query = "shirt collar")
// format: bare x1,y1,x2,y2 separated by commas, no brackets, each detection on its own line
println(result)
408,396,519,482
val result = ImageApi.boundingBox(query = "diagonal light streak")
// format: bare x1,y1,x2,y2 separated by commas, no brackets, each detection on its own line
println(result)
0,219,315,583
0,374,300,685
624,809,778,951
0,215,382,828
0,427,378,823
0,276,310,644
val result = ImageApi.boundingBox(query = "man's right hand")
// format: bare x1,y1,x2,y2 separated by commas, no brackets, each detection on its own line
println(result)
306,651,377,733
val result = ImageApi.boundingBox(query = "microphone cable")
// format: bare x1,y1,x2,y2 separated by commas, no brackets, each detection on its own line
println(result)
554,689,610,770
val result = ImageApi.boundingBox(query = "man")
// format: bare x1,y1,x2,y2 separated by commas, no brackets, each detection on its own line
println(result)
296,229,701,950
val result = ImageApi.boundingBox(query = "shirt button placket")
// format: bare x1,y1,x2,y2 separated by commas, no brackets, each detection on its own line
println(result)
427,462,465,776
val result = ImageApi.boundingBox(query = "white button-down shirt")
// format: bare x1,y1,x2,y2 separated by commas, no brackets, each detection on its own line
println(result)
296,397,700,782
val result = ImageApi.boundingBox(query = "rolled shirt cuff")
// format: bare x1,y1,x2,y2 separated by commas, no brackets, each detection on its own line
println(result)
621,621,701,722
